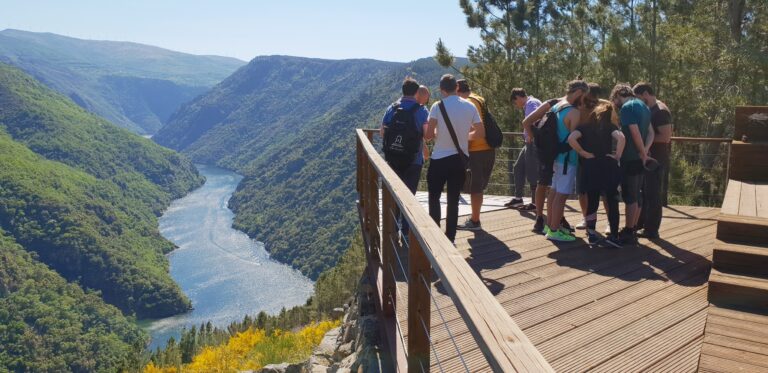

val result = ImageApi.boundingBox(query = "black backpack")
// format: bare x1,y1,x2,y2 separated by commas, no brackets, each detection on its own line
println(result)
468,96,503,148
532,103,573,164
383,103,421,171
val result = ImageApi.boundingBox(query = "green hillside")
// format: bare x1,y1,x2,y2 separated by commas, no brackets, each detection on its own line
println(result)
0,230,146,372
0,29,245,134
155,56,463,279
0,63,204,318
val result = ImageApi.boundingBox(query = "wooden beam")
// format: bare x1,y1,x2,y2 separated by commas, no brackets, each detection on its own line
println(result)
382,186,396,318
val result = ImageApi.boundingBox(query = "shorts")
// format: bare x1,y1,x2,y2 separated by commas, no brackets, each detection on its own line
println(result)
468,149,495,193
621,160,644,204
538,157,555,187
552,162,577,195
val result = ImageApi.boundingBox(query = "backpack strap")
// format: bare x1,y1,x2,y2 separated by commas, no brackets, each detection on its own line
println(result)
438,100,469,161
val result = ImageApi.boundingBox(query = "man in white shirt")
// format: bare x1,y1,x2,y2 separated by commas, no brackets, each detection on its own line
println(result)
424,74,484,243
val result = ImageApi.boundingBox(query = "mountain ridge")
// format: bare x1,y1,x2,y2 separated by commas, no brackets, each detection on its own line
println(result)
0,29,245,134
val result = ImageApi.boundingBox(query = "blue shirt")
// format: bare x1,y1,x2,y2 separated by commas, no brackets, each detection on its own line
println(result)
382,97,429,165
553,102,578,166
620,98,651,162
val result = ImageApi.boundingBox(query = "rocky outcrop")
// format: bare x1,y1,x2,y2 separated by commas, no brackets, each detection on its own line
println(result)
256,276,389,373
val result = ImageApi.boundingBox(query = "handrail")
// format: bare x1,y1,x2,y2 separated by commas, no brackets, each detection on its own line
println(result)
356,129,553,372
361,128,731,143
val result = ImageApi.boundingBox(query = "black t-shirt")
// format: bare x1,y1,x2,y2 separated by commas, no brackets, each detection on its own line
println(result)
650,102,672,135
575,122,619,157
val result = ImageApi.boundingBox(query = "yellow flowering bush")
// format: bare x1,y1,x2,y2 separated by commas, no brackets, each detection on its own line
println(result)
144,320,340,373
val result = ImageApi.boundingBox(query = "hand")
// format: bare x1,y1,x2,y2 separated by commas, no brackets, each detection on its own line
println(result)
525,135,533,145
581,151,595,159
606,153,618,161
640,151,649,164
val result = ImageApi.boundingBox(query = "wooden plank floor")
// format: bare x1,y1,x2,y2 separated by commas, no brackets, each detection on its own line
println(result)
391,201,719,372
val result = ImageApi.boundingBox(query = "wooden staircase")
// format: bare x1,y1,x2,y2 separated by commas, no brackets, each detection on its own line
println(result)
698,106,768,372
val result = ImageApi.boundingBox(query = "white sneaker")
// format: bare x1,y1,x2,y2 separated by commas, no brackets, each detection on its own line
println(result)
576,220,587,230
604,226,612,235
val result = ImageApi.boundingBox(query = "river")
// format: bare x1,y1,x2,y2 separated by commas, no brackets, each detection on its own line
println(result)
144,165,314,350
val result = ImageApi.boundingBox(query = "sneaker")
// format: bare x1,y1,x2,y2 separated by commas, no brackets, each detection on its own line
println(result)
576,219,588,230
561,217,575,232
519,203,537,211
457,218,482,231
587,230,600,246
619,227,637,245
505,197,524,208
546,230,576,242
604,234,623,249
559,227,574,237
543,225,551,235
533,216,545,234
636,229,659,239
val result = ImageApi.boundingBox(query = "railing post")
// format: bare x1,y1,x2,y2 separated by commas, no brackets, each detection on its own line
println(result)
367,156,380,259
662,142,671,206
382,186,396,317
408,232,431,372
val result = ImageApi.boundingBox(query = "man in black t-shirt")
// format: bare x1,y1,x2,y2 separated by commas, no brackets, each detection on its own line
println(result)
633,82,672,239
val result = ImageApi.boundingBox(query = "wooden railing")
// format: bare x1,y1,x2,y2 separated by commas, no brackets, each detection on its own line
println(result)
355,129,553,373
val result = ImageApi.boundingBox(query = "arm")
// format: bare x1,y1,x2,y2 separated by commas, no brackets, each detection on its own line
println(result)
644,129,655,154
655,124,672,143
628,124,648,162
468,121,485,141
522,101,553,134
425,117,437,141
568,130,594,159
610,130,626,160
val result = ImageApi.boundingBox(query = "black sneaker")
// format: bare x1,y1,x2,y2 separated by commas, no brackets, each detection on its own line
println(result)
619,227,637,245
636,229,659,239
533,216,545,234
561,217,575,232
505,197,524,208
604,234,623,249
587,230,600,246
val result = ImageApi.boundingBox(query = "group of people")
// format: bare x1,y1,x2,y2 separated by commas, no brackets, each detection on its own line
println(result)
380,74,671,248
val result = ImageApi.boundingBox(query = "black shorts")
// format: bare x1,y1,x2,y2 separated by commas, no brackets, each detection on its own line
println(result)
621,160,644,204
538,157,555,187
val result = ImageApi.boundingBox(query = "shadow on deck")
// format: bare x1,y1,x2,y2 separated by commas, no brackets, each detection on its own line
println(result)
395,201,718,372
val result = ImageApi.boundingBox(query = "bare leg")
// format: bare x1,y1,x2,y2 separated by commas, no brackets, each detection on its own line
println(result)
578,193,588,220
471,193,482,223
549,193,568,231
625,202,639,228
535,184,549,217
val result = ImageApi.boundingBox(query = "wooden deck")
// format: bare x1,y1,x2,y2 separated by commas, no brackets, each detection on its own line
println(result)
392,202,720,372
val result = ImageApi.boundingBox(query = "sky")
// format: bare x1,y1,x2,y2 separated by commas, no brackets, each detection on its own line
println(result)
2,0,482,62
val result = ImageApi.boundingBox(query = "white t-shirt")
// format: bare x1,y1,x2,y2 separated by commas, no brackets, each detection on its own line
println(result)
428,95,481,160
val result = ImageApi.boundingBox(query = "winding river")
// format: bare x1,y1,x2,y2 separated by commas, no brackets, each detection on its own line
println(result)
144,165,314,349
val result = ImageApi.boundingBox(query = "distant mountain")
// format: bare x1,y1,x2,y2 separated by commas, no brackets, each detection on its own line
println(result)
155,55,464,279
0,29,245,134
0,63,204,322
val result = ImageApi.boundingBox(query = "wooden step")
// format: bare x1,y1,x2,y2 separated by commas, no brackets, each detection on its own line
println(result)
697,305,768,372
729,141,768,182
713,240,768,279
717,213,768,245
708,269,768,314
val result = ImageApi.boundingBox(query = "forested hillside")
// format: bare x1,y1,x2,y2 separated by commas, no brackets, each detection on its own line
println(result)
0,63,204,319
0,230,146,372
0,29,245,134
155,56,463,278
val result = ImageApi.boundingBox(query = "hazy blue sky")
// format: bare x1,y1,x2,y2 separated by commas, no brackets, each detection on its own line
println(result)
3,0,482,62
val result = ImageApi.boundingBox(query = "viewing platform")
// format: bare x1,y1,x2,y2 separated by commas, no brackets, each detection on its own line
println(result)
355,106,768,372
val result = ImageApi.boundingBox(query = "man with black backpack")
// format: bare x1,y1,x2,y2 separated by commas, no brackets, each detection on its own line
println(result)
381,77,430,236
456,79,499,231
